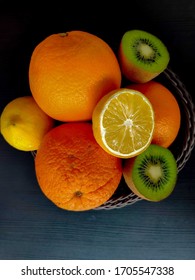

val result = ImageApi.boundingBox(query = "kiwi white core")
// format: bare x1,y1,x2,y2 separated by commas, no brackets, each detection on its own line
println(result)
146,164,162,183
137,43,154,59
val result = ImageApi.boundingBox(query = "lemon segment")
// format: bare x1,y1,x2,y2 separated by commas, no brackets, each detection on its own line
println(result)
92,88,155,158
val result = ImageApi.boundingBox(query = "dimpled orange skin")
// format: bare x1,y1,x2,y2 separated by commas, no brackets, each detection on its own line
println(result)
128,81,181,148
29,31,122,122
35,122,123,211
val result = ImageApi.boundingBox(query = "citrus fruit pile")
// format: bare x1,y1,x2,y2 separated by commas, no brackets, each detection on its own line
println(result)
0,29,182,210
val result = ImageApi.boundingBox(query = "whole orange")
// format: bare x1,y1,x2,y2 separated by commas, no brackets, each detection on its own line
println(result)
29,31,121,122
128,80,181,148
35,122,122,211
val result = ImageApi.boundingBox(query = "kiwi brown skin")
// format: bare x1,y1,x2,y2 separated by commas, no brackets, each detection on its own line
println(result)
123,157,148,200
123,144,178,202
118,29,170,83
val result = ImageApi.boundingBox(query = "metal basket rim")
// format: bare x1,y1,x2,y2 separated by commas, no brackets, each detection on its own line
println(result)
95,68,195,210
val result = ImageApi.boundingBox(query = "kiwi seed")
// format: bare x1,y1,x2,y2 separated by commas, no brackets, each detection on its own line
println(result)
133,38,161,64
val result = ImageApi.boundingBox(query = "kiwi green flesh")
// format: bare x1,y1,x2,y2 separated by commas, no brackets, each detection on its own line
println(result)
122,30,170,72
132,145,177,201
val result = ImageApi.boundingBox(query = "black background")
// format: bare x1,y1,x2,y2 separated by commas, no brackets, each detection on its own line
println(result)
0,1,195,259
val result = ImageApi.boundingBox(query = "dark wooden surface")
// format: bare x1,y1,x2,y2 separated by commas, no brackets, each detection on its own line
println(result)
0,1,195,260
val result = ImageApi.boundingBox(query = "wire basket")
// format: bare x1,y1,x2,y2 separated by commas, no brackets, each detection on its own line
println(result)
95,68,195,210
32,68,195,210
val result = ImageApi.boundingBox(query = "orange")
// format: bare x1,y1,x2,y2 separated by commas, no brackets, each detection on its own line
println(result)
0,96,54,151
128,80,181,148
92,88,155,158
29,31,121,122
35,122,122,211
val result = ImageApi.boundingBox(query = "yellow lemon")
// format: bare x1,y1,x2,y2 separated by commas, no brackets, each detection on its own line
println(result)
92,88,155,158
0,96,54,151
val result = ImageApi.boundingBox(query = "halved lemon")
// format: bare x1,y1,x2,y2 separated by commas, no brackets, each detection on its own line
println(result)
92,88,155,158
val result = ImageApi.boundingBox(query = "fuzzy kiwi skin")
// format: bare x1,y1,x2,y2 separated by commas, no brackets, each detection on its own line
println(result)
123,157,148,200
118,30,170,83
123,145,178,202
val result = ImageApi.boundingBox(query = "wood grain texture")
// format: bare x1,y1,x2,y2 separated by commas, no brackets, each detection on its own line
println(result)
0,2,195,260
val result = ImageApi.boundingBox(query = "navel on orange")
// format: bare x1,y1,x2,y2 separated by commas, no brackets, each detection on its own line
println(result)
35,122,122,211
92,88,155,158
29,31,121,122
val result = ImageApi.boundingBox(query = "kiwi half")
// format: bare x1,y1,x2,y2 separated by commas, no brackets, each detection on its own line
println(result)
118,29,170,83
123,144,177,201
